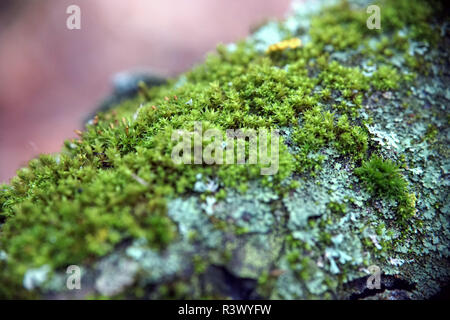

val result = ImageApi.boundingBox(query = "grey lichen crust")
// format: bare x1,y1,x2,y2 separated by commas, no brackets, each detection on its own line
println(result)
1,0,449,299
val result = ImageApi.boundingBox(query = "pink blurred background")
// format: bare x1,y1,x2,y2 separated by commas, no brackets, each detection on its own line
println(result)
0,0,291,183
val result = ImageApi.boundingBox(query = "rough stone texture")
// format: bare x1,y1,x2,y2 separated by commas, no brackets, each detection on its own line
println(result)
0,0,448,299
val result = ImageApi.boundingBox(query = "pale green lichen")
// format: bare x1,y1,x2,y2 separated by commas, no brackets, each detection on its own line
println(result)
0,0,448,299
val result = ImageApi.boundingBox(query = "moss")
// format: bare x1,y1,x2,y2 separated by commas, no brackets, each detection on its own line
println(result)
192,255,208,274
424,124,438,142
355,155,416,223
309,1,369,51
0,0,448,298
327,201,347,215
292,107,368,172
371,65,401,91
379,0,442,45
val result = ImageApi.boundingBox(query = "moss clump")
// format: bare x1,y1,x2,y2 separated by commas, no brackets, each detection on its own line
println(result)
355,155,416,223
327,201,346,215
292,107,368,172
355,155,406,198
371,65,401,91
0,0,447,298
309,1,369,51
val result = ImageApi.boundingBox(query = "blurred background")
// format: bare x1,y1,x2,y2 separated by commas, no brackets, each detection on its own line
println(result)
0,0,292,183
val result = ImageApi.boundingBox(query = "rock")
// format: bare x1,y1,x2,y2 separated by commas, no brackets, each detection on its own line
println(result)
0,0,448,299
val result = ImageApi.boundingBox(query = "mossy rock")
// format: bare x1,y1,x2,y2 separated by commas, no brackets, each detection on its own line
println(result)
1,0,449,299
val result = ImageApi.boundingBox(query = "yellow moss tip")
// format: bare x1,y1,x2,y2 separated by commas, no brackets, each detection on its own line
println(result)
266,38,302,53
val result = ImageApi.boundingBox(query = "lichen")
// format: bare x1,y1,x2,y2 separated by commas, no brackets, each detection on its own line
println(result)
0,0,448,299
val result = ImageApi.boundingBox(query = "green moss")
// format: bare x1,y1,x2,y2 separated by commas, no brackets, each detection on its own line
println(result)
355,155,416,223
309,1,369,51
292,107,368,172
424,124,438,142
379,0,441,45
192,255,208,274
327,201,346,215
0,0,447,298
355,155,406,197
371,65,401,91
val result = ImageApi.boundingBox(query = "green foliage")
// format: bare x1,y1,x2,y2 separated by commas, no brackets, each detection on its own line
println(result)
292,108,368,172
371,65,401,91
355,155,406,198
424,124,438,142
309,1,369,51
319,61,370,93
327,201,347,215
0,0,444,297
355,155,416,222
334,114,368,159
378,0,441,45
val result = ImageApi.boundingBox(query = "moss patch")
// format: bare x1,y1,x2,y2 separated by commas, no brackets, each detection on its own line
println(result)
0,0,448,298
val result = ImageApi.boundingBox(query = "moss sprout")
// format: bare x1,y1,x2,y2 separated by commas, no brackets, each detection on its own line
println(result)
355,155,416,222
0,0,447,298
